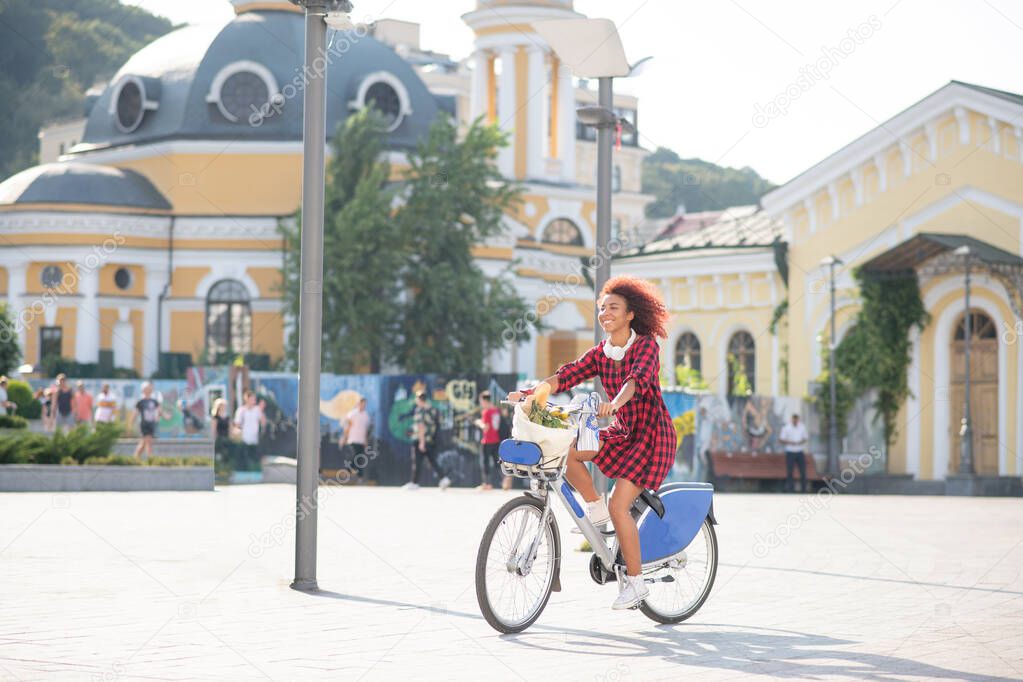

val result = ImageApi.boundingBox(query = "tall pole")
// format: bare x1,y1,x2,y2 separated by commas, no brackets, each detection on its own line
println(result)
592,76,614,501
827,258,840,477
292,1,329,592
959,255,975,474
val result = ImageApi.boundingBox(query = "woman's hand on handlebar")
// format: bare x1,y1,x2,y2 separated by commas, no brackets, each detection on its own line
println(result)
507,391,523,402
596,401,617,418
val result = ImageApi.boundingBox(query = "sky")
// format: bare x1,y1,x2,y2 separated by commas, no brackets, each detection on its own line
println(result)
125,0,1023,186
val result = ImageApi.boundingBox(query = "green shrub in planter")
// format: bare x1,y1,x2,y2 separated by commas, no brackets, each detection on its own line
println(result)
83,455,140,466
147,456,183,467
6,380,40,419
0,432,49,463
183,456,213,467
60,456,77,465
0,414,28,429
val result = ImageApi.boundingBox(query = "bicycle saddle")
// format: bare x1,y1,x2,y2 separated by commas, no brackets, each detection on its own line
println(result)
639,489,665,519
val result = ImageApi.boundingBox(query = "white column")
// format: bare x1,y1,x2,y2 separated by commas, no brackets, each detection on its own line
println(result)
850,167,864,206
557,60,576,183
143,268,169,376
526,46,545,179
827,182,839,220
75,266,100,364
496,46,517,177
6,263,27,357
988,117,1001,155
469,49,489,122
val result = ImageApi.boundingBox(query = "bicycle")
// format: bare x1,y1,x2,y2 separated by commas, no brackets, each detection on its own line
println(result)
474,401,719,633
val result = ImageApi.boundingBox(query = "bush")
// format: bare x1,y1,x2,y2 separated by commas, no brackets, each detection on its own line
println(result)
183,456,213,467
82,455,140,466
0,424,123,464
0,414,28,429
6,380,40,419
146,456,182,467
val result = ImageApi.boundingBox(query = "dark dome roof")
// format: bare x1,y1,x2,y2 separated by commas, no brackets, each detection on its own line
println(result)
0,163,171,210
77,10,441,151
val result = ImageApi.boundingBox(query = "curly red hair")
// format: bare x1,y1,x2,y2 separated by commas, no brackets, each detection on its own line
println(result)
600,276,670,339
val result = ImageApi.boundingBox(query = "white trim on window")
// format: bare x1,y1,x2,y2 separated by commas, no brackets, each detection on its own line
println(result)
348,71,412,132
206,60,281,124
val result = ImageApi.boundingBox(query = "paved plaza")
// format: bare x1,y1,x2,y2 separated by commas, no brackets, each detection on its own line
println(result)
1,485,1021,681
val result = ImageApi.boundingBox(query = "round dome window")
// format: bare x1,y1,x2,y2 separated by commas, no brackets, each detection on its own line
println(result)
114,267,133,291
41,265,63,289
109,76,157,133
350,72,411,132
207,62,279,124
365,82,401,128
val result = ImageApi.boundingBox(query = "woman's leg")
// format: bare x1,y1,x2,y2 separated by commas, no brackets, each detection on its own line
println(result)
564,445,599,502
609,478,644,576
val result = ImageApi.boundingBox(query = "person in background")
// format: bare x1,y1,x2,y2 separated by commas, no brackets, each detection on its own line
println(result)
210,398,231,471
475,391,502,491
233,390,266,471
36,388,54,431
403,391,450,490
131,382,162,460
0,376,13,415
94,384,118,424
340,397,371,483
54,374,75,431
779,413,809,493
72,381,94,426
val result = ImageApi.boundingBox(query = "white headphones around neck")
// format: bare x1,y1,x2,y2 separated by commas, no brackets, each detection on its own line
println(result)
602,328,636,361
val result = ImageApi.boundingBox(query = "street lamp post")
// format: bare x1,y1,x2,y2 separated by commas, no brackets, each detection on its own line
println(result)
535,18,637,509
288,0,353,592
820,255,842,478
954,245,975,475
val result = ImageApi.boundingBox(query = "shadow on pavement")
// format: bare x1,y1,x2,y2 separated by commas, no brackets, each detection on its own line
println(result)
302,590,1014,680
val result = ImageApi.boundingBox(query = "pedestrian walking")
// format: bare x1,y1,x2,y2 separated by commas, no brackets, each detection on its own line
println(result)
131,382,162,460
233,390,265,471
403,391,450,490
474,391,504,491
72,381,94,426
210,398,232,471
340,397,371,482
94,384,118,424
53,374,75,431
779,413,809,493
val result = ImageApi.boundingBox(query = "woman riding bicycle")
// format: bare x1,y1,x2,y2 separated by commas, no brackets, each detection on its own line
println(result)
512,276,676,610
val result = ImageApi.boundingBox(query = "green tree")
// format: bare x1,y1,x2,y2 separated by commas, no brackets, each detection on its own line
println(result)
641,147,776,218
0,303,21,376
0,0,172,179
397,116,534,373
281,109,403,373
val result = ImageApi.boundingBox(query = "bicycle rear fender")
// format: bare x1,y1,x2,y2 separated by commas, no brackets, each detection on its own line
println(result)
638,483,714,565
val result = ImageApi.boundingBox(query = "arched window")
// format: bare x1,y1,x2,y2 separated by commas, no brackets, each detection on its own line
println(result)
206,279,252,357
542,218,583,246
954,311,997,341
675,332,701,372
727,331,756,395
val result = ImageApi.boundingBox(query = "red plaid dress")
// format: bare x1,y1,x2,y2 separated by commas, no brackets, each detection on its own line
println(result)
555,334,676,490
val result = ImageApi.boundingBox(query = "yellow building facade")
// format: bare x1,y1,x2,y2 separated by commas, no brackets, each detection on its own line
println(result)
616,81,1023,481
0,0,652,379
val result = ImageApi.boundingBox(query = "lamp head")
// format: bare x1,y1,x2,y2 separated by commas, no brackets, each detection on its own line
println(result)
953,245,971,257
576,105,617,128
820,255,843,268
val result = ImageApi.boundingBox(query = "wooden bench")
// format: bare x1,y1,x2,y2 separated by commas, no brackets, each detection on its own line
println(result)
709,451,824,490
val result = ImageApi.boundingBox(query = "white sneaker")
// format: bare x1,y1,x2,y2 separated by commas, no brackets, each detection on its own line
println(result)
402,482,420,490
438,476,451,490
570,498,611,533
612,574,650,610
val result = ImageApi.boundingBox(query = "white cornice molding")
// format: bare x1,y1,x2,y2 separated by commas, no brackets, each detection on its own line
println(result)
68,141,410,168
0,211,169,236
613,249,777,279
762,83,1023,215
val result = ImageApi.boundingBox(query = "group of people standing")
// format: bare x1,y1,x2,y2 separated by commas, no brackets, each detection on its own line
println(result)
26,374,119,431
210,390,267,471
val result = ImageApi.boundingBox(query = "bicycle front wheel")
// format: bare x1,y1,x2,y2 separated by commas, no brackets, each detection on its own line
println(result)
475,495,560,633
639,517,718,624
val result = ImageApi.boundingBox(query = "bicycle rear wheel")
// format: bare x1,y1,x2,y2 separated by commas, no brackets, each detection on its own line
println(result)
639,517,717,624
475,495,560,633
